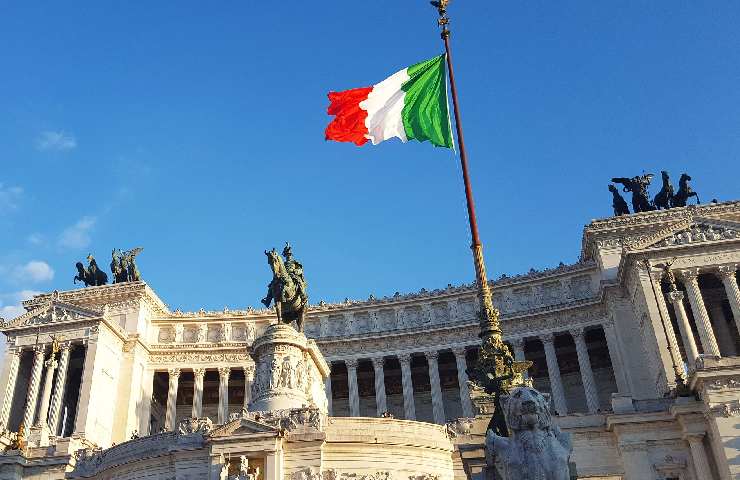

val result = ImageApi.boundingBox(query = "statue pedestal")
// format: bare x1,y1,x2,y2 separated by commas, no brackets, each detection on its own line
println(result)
27,424,52,448
249,324,330,413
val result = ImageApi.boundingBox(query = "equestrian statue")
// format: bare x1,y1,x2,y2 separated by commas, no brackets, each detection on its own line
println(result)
611,173,655,213
74,254,109,287
608,184,630,216
262,243,308,332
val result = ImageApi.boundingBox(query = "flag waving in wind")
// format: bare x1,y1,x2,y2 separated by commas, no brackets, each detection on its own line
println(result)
325,54,454,148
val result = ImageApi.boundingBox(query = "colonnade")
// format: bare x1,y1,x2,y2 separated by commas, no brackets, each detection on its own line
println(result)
0,342,73,438
329,324,613,422
160,365,255,430
657,265,740,369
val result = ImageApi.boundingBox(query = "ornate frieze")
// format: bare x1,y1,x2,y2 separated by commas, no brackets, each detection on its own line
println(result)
148,352,252,365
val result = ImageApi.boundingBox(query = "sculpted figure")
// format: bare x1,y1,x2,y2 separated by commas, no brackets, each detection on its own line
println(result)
608,184,630,216
653,170,674,210
485,386,572,480
279,356,293,388
270,358,281,389
262,243,308,332
672,173,700,207
611,174,655,213
74,255,108,287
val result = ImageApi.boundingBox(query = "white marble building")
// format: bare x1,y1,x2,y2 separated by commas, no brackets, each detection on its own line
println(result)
0,201,739,479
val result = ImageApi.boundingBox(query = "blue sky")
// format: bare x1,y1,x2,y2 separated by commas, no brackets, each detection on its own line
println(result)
1,1,739,319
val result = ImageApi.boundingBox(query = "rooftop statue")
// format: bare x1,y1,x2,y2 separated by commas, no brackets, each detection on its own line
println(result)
262,242,308,332
653,170,674,210
110,247,143,283
672,173,700,207
74,254,109,287
608,184,630,216
611,173,655,213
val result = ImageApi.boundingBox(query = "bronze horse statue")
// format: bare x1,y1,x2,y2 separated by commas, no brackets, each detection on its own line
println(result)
74,256,108,287
672,173,700,207
261,248,307,332
653,171,674,210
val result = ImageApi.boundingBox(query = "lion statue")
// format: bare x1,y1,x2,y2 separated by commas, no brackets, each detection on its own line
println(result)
485,386,572,480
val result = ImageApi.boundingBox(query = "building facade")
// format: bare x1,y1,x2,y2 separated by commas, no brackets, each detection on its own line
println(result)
0,201,739,479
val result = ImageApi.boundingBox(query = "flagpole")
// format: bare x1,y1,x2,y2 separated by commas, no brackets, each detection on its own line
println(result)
433,0,499,342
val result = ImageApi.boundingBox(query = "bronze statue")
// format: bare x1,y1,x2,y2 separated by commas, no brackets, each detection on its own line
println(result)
672,173,700,207
74,254,108,287
611,174,655,213
262,243,308,332
110,247,143,283
608,184,630,216
653,171,674,210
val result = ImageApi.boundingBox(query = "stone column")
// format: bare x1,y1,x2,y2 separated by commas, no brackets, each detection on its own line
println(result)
35,357,58,427
425,351,446,424
345,359,360,417
570,328,600,413
165,368,180,430
23,346,46,432
452,347,474,418
718,265,740,335
325,375,333,416
139,369,154,435
371,357,387,416
668,291,700,370
511,338,528,379
398,353,416,421
602,319,630,394
218,367,230,424
192,368,206,418
243,365,255,410
540,334,568,415
685,434,713,480
48,343,71,434
680,269,721,356
650,271,686,379
0,349,22,431
708,301,736,356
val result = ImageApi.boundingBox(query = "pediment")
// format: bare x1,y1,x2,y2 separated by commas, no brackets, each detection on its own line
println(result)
627,217,740,251
209,417,280,437
3,300,101,329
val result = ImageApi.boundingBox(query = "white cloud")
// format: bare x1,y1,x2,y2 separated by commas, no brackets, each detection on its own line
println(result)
12,261,54,283
0,290,41,321
58,216,96,249
36,131,77,151
27,233,46,246
0,183,23,214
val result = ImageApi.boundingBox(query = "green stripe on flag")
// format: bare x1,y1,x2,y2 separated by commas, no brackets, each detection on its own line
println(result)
401,55,454,148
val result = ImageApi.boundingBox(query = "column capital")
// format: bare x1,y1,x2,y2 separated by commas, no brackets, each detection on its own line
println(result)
345,358,359,369
678,268,701,282
59,341,72,351
424,350,439,361
569,327,586,340
510,337,525,349
243,365,255,379
193,368,206,378
168,368,181,379
717,264,739,279
684,432,706,444
218,366,231,379
33,344,46,355
668,290,685,303
451,346,467,357
397,353,412,365
371,356,385,369
44,358,58,369
540,332,556,345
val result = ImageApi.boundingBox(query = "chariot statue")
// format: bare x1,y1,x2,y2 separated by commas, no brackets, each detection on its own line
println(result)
653,170,674,210
261,243,308,332
611,173,655,213
74,254,108,287
110,247,143,283
608,184,630,216
672,173,700,207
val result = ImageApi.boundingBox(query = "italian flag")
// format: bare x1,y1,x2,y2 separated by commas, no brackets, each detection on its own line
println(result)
325,55,454,149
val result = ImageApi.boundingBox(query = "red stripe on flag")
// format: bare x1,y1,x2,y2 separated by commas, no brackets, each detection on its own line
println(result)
325,87,373,146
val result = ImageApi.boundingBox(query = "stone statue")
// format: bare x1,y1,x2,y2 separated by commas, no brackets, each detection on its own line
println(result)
485,386,572,480
672,173,700,207
239,456,249,475
608,184,630,216
262,243,308,332
111,247,143,283
611,174,655,213
653,170,674,210
74,254,109,287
